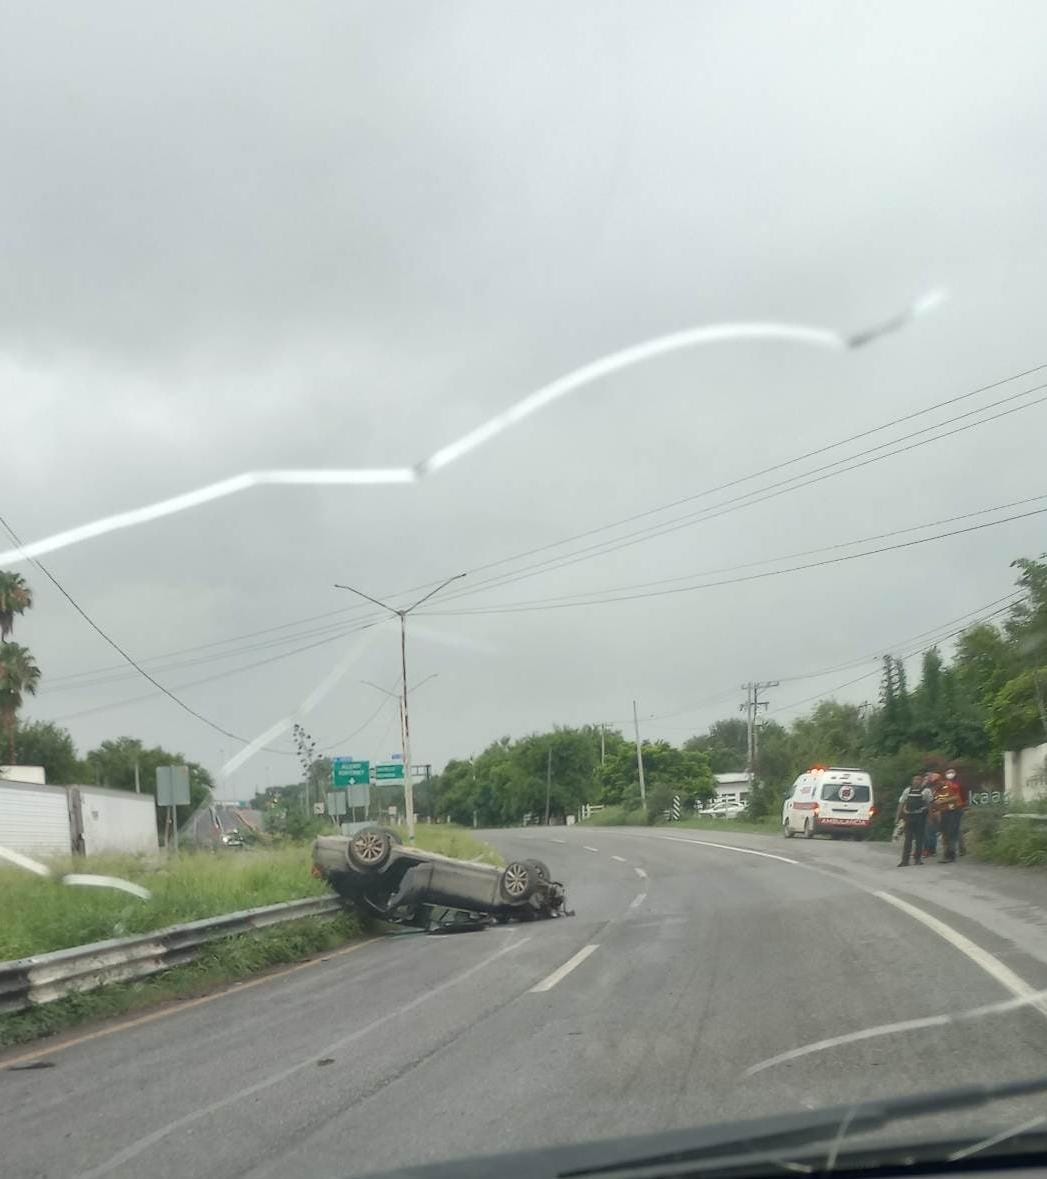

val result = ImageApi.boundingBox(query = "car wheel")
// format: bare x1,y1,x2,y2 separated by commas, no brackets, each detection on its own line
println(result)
804,819,815,840
500,860,536,903
347,828,394,870
526,858,551,882
784,821,795,839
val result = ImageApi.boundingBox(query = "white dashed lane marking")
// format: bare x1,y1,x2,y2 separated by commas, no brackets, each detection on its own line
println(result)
530,945,600,993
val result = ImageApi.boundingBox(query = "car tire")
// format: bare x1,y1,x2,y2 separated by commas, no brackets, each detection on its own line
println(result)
347,827,394,871
784,822,795,839
526,859,551,883
804,818,815,840
500,860,537,903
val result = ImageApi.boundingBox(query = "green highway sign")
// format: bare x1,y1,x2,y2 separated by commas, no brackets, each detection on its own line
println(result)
332,758,370,789
375,762,405,782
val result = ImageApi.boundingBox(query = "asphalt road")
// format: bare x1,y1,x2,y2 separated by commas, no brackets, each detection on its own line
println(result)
4,825,1047,1178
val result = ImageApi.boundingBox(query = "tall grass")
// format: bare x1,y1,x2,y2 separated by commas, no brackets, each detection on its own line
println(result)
966,803,1047,867
408,824,504,865
2,845,329,961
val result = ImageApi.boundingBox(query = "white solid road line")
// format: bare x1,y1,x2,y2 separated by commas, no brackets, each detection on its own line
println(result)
635,867,648,879
663,835,799,866
530,944,600,993
550,838,567,844
583,845,599,853
875,891,1047,1018
611,855,627,863
628,893,646,912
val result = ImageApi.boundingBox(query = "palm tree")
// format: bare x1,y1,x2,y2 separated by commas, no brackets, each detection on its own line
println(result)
0,643,41,763
0,571,33,641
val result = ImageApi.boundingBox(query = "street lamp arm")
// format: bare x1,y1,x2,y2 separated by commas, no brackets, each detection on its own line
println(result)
406,573,467,614
334,583,397,614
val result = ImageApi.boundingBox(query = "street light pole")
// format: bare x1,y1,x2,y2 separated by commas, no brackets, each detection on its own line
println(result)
335,575,465,841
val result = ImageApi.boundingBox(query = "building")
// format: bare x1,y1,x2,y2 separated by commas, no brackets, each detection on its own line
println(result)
713,772,751,807
1004,741,1047,803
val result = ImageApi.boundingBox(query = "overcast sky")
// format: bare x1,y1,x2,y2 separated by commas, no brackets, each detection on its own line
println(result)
4,2,1047,799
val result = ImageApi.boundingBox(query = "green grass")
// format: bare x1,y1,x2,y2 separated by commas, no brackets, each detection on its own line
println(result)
966,804,1047,868
670,815,781,836
407,824,504,866
579,805,779,836
579,806,649,826
1,845,331,962
0,912,363,1051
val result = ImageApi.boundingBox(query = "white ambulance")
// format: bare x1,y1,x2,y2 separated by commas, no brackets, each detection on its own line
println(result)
782,766,876,838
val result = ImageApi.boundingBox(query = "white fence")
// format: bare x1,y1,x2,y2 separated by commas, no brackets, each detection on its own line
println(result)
79,787,159,855
0,781,159,858
0,780,72,857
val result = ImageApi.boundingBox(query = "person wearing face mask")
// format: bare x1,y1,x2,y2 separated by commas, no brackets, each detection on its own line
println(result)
934,770,965,863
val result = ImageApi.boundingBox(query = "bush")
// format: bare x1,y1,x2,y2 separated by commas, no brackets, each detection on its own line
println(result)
967,802,1047,867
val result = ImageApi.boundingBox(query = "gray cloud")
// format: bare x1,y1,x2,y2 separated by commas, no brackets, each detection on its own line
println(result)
4,2,1047,796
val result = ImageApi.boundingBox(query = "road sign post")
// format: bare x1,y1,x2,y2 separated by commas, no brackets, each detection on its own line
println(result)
156,766,191,852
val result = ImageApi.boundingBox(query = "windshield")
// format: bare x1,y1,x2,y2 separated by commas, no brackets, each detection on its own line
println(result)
821,782,872,802
4,5,1047,1179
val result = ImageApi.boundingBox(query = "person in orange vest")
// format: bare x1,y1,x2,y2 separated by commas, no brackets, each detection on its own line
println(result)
933,772,964,863
946,767,969,856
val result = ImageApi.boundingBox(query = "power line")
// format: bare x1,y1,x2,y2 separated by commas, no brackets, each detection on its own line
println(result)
441,360,1047,586
419,503,1047,616
423,493,1047,613
767,599,1019,718
425,377,1047,607
0,512,297,755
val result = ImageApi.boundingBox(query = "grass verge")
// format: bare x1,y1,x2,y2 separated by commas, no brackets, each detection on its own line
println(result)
1,845,330,962
0,911,364,1052
965,805,1047,867
578,805,779,836
402,824,505,866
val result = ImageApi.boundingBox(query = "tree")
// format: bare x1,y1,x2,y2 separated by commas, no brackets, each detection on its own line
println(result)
0,571,33,641
987,668,1047,752
0,643,41,762
598,739,714,819
791,700,869,768
685,718,749,773
1006,556,1047,661
83,736,213,835
12,719,82,783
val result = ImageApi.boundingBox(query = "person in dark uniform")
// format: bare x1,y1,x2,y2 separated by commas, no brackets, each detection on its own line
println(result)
896,774,933,866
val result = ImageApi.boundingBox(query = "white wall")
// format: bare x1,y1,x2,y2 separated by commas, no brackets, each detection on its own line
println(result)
1004,742,1047,803
78,787,159,856
0,781,71,856
0,765,47,785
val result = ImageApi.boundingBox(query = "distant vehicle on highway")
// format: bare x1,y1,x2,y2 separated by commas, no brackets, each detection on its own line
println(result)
220,830,245,848
312,827,569,929
782,766,876,838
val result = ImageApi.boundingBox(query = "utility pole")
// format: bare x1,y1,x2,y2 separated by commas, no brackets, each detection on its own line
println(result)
740,681,779,794
335,574,466,841
133,760,141,794
544,746,553,825
600,724,606,765
632,700,647,806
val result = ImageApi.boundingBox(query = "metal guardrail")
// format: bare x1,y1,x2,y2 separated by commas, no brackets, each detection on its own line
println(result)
0,894,343,1015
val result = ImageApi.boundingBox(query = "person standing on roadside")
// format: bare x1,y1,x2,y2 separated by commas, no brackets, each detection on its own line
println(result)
896,774,933,867
934,771,964,862
924,772,941,860
946,767,969,856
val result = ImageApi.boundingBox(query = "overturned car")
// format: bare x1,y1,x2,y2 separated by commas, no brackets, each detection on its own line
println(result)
312,827,570,930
